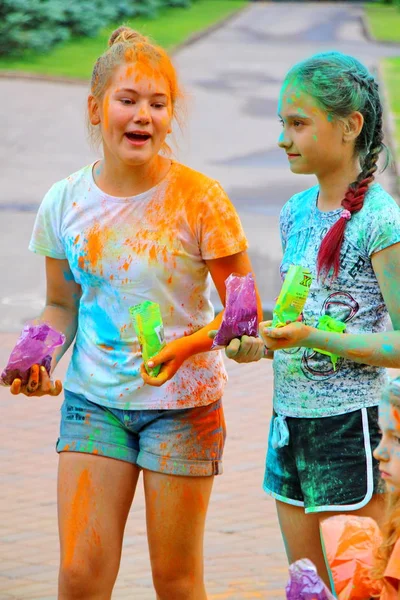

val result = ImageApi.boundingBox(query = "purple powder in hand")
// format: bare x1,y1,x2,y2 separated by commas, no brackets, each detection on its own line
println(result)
286,559,336,600
1,323,65,386
212,273,258,349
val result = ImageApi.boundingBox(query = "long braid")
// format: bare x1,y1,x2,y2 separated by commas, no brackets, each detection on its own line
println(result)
317,76,385,280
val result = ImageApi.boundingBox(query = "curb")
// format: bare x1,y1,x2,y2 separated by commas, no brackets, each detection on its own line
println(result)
360,10,400,47
360,11,374,44
0,3,250,86
170,3,251,56
0,69,89,86
377,63,400,201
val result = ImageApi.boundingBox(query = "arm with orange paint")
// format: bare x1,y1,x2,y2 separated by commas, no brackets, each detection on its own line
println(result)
260,243,400,368
140,251,264,387
10,257,81,397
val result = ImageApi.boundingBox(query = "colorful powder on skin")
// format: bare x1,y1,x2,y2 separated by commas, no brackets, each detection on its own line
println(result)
102,92,110,131
391,405,400,429
63,468,94,567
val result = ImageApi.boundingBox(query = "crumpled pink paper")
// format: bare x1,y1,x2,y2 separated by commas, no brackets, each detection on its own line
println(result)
1,323,65,386
212,272,258,349
320,515,383,600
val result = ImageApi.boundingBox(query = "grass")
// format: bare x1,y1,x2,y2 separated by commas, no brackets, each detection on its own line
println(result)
364,3,400,160
0,0,247,80
364,2,400,43
382,57,400,154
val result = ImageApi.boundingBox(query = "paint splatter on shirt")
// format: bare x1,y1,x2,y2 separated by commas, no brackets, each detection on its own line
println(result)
274,182,400,418
29,161,248,409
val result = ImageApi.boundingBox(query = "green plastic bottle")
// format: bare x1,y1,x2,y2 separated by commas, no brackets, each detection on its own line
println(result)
272,265,313,328
129,301,166,377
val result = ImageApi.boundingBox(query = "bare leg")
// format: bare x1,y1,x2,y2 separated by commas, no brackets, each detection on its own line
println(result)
144,470,214,600
277,493,385,590
57,453,140,600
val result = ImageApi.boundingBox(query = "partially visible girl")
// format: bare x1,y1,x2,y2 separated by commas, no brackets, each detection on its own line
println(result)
373,377,400,599
3,26,261,600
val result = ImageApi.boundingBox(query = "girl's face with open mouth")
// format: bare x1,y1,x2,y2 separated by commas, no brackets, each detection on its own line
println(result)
91,62,173,167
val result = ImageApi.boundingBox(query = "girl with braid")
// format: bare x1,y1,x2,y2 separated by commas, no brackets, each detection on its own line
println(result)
223,52,400,590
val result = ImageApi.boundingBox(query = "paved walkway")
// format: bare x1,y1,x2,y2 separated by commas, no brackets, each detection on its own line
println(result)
1,2,400,598
0,340,281,600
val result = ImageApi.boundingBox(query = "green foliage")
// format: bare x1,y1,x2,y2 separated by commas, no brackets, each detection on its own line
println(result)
0,0,68,55
0,0,195,56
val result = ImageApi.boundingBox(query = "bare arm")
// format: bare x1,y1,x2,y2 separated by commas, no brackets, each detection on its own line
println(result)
10,257,81,396
40,257,81,371
262,242,400,368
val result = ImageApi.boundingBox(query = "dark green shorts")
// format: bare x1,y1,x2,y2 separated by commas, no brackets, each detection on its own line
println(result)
263,406,384,513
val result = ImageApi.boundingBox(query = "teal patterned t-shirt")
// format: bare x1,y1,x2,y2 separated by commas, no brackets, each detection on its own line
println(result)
273,182,400,418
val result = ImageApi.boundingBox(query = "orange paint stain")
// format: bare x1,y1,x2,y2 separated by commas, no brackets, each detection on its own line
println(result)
102,92,110,130
149,245,157,262
391,405,400,429
74,234,80,245
99,344,113,351
63,468,93,567
121,257,132,272
86,224,103,271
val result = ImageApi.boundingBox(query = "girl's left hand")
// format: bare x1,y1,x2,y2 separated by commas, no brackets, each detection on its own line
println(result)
140,339,191,387
260,320,312,351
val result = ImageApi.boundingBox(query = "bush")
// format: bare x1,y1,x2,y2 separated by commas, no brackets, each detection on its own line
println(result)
0,0,195,57
0,0,69,55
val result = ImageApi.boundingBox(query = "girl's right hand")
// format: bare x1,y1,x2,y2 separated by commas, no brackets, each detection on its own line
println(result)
208,331,266,363
10,364,62,397
224,335,266,363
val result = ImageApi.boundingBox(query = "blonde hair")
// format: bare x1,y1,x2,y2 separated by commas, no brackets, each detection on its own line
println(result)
372,378,400,586
87,25,185,154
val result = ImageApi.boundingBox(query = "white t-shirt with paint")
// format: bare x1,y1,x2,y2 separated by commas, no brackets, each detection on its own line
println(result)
29,161,248,410
273,182,400,418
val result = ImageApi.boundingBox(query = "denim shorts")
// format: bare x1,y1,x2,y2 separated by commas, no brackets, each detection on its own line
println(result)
263,406,384,513
56,389,226,476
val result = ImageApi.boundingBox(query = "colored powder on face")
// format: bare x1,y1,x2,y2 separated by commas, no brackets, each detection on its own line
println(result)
102,93,110,130
391,405,400,430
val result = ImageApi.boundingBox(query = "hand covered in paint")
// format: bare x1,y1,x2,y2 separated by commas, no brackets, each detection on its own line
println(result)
140,338,191,387
260,320,312,351
208,331,268,362
10,364,62,397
